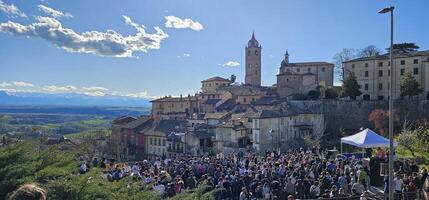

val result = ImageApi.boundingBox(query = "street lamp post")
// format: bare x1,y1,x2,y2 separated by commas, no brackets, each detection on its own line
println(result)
378,6,395,200
269,129,274,152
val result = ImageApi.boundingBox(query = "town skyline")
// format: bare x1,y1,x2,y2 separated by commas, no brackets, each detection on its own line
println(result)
1,0,429,99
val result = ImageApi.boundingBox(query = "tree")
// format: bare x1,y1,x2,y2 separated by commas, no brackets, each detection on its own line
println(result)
230,74,236,83
333,48,357,80
397,129,418,157
358,45,381,57
341,72,362,100
325,88,338,99
368,109,399,136
387,42,419,53
308,90,321,100
400,72,423,99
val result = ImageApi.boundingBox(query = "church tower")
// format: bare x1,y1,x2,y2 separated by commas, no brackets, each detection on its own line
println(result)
245,32,262,86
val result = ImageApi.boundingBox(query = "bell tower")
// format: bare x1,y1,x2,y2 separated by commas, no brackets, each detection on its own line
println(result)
245,32,262,86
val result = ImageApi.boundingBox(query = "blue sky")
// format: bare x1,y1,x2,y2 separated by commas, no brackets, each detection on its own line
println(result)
1,0,428,98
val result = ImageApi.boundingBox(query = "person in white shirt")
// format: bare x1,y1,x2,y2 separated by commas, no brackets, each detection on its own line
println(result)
131,162,140,176
394,173,403,193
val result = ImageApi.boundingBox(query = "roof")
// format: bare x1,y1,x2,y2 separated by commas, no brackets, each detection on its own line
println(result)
151,95,197,102
122,117,153,132
154,119,187,134
113,116,137,125
282,61,334,67
193,124,214,139
247,32,260,48
244,104,312,119
204,112,231,120
341,128,397,148
216,99,237,111
343,50,429,63
219,85,266,96
201,76,231,82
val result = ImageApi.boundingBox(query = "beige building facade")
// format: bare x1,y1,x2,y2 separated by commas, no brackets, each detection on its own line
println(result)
343,50,429,100
277,51,334,97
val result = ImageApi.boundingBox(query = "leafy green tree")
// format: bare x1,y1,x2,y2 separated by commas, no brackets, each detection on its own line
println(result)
400,72,423,99
308,90,321,100
325,88,338,99
341,71,362,100
387,42,419,53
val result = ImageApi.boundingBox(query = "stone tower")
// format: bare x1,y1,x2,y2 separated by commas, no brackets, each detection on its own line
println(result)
245,32,262,86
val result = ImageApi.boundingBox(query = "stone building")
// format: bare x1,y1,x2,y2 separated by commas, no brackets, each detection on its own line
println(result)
245,33,262,86
201,76,232,92
150,95,198,120
246,105,325,154
343,50,429,100
144,119,187,158
277,51,334,97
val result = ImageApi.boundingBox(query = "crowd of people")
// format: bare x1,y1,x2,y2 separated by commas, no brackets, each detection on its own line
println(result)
78,148,429,200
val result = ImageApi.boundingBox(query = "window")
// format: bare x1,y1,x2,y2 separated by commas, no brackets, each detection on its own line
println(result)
171,104,174,108
388,61,390,66
297,68,300,72
322,67,326,72
379,83,383,90
208,83,211,87
378,62,383,67
365,71,369,77
307,68,311,73
286,78,289,82
150,138,153,145
215,83,218,86
388,70,390,76
162,139,165,146
414,68,418,75
378,70,383,77
247,50,250,55
414,59,418,64
255,50,258,55
401,60,405,65
365,63,369,67
400,69,405,75
364,84,368,91
243,98,246,103
352,64,355,69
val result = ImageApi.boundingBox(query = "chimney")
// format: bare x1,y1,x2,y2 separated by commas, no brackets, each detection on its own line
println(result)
180,94,183,100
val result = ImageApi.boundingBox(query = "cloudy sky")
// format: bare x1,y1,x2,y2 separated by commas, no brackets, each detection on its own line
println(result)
0,0,428,98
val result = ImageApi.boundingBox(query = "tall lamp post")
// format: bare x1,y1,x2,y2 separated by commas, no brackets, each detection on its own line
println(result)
269,129,274,152
378,6,395,200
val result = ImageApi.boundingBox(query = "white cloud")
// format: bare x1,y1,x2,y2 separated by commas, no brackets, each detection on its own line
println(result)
13,81,35,87
82,86,108,91
177,53,190,58
220,61,240,67
84,91,106,97
0,0,27,18
0,82,11,87
123,91,148,98
165,16,203,31
42,85,77,92
38,5,73,19
0,15,169,57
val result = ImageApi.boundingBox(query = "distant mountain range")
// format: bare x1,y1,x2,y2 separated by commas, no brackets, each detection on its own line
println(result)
0,91,152,107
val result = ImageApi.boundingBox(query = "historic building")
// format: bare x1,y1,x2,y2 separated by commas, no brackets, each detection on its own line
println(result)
150,95,198,120
201,76,232,92
245,33,262,86
343,50,429,100
277,51,334,97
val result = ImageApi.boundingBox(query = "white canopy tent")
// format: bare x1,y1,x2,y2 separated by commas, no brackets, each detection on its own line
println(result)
340,128,396,153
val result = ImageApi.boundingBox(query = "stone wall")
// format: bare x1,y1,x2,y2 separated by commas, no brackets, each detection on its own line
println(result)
289,100,429,133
